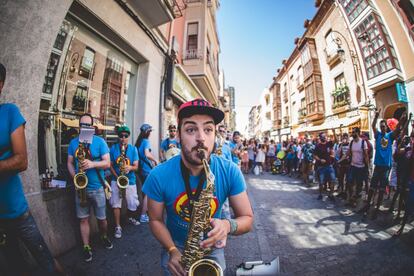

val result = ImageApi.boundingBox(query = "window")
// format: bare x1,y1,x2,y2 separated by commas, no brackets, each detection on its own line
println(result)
78,47,95,79
391,0,414,41
332,74,349,109
37,19,138,186
354,13,401,79
325,30,338,56
335,73,346,88
339,0,369,23
186,22,198,59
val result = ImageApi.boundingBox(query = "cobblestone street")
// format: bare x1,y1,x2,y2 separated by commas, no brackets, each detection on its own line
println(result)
59,173,414,275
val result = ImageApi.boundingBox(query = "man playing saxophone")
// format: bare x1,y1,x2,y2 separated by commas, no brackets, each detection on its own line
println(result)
67,113,113,263
143,99,254,275
109,125,140,239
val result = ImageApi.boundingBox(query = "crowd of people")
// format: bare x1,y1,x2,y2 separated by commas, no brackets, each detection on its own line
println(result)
219,110,414,234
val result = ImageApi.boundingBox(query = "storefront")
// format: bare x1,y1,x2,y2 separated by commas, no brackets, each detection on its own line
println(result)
0,0,173,255
38,17,139,180
163,64,204,137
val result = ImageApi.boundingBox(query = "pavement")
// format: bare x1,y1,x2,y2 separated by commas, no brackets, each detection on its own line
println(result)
58,172,414,275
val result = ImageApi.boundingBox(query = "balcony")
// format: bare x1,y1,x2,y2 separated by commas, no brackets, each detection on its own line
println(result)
331,85,350,113
282,90,288,103
324,48,341,68
126,0,175,28
273,119,282,129
298,107,307,123
184,49,203,60
283,116,290,128
296,76,304,91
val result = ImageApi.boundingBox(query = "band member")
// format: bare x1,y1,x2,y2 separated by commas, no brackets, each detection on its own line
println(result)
67,113,113,262
143,99,253,275
135,123,158,223
160,124,181,162
109,125,140,238
0,63,64,275
215,124,232,161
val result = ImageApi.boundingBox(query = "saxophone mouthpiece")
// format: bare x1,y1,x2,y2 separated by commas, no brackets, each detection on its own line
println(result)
196,148,206,160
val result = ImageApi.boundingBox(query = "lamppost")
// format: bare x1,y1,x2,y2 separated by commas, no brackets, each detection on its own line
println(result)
329,30,368,106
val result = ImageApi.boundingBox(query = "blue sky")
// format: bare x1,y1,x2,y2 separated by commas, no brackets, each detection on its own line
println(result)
217,0,317,133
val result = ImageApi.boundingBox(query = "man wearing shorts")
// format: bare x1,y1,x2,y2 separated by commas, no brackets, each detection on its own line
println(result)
314,132,336,201
67,113,113,262
110,125,140,238
359,109,406,218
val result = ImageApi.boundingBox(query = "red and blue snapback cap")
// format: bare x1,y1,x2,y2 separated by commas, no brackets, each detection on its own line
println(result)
178,99,224,125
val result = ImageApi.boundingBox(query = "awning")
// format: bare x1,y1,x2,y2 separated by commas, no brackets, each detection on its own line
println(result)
59,117,114,131
59,117,78,128
300,116,360,133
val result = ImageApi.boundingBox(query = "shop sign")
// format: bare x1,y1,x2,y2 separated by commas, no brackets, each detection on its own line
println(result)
396,82,408,103
173,66,202,102
280,128,291,135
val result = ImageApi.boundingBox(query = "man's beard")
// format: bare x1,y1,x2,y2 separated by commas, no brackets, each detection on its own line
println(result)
182,142,210,166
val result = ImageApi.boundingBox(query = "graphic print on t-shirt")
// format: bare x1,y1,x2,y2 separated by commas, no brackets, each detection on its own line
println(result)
381,137,389,148
173,190,219,222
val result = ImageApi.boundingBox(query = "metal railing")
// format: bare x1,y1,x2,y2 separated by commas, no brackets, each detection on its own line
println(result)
184,49,202,60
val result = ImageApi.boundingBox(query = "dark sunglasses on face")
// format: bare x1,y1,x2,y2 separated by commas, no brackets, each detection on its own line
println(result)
219,129,226,133
118,134,129,138
169,129,176,132
80,123,92,127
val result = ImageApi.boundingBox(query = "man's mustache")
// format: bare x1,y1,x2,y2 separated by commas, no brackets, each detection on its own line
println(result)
192,143,208,152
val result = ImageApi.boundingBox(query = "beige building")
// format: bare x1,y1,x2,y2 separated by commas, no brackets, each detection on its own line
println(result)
272,0,414,140
162,0,222,136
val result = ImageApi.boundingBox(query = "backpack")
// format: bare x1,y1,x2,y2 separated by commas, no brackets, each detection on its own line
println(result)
349,139,367,166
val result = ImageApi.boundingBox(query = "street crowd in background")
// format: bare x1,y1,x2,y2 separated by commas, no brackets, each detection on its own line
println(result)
220,110,414,236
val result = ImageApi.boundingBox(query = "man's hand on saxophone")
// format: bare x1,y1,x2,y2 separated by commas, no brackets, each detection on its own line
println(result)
200,218,230,249
167,248,185,276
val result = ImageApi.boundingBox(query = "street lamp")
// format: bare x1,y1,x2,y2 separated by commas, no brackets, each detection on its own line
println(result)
329,30,367,105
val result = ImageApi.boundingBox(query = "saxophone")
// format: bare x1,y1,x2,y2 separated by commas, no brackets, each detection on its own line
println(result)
180,149,223,275
117,143,129,198
74,142,88,205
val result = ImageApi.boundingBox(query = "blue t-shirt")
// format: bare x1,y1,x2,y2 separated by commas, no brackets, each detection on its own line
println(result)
138,138,153,176
143,154,246,247
110,143,139,184
0,104,28,219
229,141,241,165
68,135,110,190
374,130,394,167
161,138,180,152
286,145,297,160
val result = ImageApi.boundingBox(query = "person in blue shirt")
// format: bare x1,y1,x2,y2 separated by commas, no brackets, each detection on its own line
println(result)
229,131,243,167
67,113,113,262
359,109,407,219
160,124,181,162
214,124,232,161
143,99,253,275
109,125,140,238
135,123,158,223
0,63,64,275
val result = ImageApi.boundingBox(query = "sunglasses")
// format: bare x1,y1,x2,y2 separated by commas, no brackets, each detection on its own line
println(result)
118,134,129,138
80,123,92,127
219,129,226,133
169,129,176,132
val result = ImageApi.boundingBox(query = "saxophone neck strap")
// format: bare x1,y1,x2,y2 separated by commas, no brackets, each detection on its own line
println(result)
180,158,206,205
